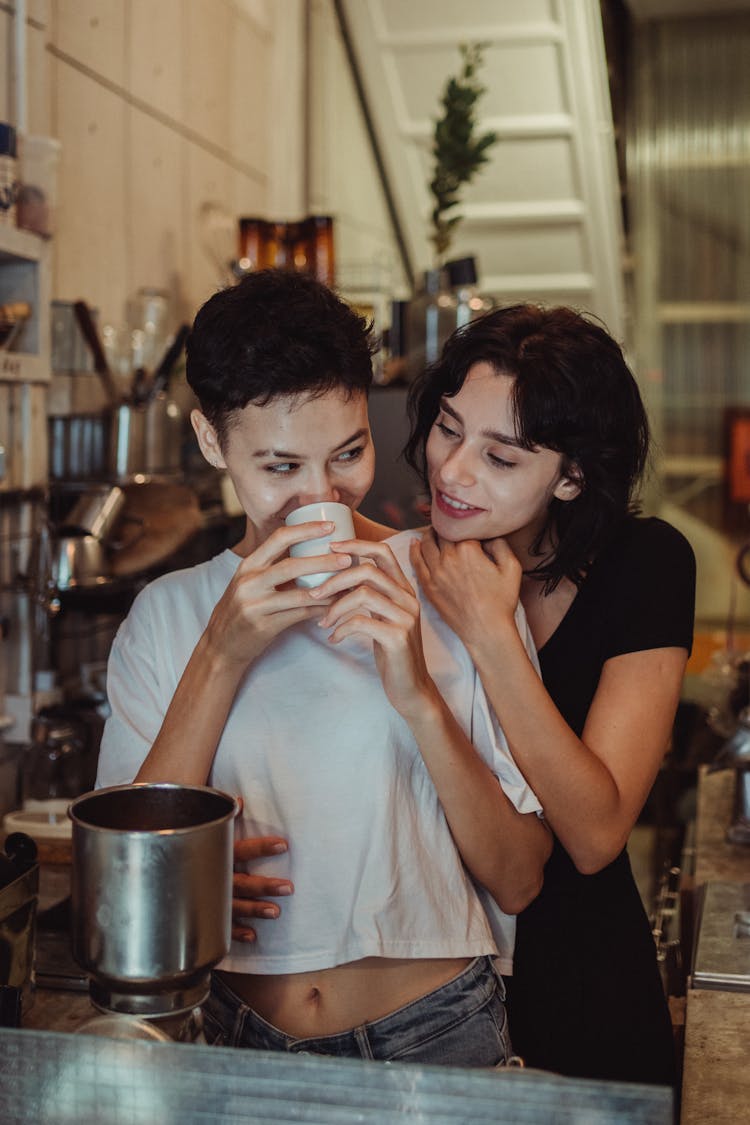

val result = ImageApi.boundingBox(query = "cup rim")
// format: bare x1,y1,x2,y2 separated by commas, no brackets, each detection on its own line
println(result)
284,501,352,524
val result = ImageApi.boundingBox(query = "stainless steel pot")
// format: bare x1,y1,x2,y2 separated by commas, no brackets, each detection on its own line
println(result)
48,413,110,482
69,783,238,1015
109,397,183,480
58,485,126,541
49,534,109,589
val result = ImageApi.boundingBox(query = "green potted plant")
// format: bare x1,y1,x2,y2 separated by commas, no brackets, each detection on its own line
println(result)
429,43,497,265
406,44,497,377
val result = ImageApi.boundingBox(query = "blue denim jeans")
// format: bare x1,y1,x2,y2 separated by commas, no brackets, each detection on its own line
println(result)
204,956,511,1067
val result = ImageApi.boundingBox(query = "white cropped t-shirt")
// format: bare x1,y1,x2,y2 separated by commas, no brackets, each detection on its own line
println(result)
97,529,542,975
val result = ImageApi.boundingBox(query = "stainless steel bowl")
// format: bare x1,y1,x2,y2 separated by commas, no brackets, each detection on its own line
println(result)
50,534,109,589
69,783,238,1015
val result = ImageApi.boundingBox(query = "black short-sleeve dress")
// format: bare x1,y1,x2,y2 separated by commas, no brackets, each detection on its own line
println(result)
505,516,696,1085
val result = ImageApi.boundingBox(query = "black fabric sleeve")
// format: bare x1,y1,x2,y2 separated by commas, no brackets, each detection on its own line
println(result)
603,518,696,661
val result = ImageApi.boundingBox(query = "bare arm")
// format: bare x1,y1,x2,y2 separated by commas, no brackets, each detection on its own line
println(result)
134,519,352,783
412,534,688,874
311,539,552,914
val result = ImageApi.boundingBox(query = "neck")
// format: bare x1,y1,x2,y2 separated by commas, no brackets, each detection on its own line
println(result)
232,519,260,557
505,525,556,576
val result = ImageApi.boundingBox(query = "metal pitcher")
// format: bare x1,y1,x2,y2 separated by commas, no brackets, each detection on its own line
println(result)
69,783,238,1015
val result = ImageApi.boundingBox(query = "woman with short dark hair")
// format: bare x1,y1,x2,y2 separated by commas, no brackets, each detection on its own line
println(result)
96,271,551,1065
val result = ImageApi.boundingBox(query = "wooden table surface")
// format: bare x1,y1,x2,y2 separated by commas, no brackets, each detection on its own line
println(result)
681,768,750,1124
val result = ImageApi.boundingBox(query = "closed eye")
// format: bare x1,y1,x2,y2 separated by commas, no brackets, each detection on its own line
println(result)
436,419,460,440
488,452,516,469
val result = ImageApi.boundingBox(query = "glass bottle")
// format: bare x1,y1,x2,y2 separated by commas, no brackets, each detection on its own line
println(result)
446,256,494,327
406,268,457,380
237,217,270,273
306,216,335,287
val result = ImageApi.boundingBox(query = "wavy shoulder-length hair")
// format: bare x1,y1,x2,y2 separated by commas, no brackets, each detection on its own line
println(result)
404,304,650,590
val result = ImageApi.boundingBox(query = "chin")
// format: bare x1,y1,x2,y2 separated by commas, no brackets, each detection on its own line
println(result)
430,506,469,542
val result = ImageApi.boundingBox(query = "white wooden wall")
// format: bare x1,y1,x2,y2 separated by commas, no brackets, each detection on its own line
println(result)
338,0,625,339
0,1,625,337
0,0,303,329
308,0,409,299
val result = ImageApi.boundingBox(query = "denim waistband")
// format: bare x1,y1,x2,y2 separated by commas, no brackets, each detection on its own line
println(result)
211,955,505,1056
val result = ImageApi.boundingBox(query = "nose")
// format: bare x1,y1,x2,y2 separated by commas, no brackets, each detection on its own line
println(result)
297,470,340,507
438,443,476,489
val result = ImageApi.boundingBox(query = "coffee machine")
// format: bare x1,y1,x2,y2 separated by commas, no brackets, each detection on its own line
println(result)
0,832,39,1028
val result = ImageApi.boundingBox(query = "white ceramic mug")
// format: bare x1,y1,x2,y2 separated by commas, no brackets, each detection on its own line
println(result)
285,501,355,588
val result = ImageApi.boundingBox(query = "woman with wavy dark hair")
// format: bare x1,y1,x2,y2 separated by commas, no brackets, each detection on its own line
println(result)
405,304,695,1085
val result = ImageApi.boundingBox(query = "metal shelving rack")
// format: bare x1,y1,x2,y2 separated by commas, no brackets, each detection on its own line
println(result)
0,222,52,744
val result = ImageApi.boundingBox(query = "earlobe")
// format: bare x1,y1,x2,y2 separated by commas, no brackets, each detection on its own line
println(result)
190,409,226,470
553,471,583,502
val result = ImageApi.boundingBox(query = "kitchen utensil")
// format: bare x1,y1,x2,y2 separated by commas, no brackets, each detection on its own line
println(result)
126,287,170,374
146,323,189,403
48,413,110,481
709,706,750,844
69,782,238,1015
108,392,185,479
129,365,150,405
49,535,109,590
73,301,122,407
21,713,90,809
57,485,126,542
51,300,96,373
108,481,202,577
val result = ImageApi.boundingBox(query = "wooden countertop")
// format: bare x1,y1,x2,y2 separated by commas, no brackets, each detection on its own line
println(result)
681,767,750,1125
681,989,750,1125
693,766,750,886
23,985,93,1033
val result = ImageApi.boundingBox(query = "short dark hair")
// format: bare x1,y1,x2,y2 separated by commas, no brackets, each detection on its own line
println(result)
186,268,376,448
405,304,650,590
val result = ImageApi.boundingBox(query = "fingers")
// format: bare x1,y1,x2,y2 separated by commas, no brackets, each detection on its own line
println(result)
237,549,353,594
233,872,294,901
329,539,409,587
318,579,417,632
243,520,335,569
481,536,514,565
231,837,293,943
233,835,288,861
409,536,431,584
231,882,292,945
311,553,414,608
232,923,257,942
232,891,289,920
325,612,412,651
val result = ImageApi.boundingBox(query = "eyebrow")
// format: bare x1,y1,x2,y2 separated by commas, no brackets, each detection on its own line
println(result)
439,400,526,450
252,428,369,460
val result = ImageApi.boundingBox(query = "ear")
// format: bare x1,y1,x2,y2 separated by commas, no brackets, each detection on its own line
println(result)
190,409,227,470
552,465,583,503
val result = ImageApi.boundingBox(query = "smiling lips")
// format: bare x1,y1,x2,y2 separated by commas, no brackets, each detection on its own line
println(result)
434,490,485,519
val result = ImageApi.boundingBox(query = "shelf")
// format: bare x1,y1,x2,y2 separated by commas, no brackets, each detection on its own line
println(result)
0,226,51,386
659,302,750,325
0,224,47,264
661,456,723,479
0,352,48,383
